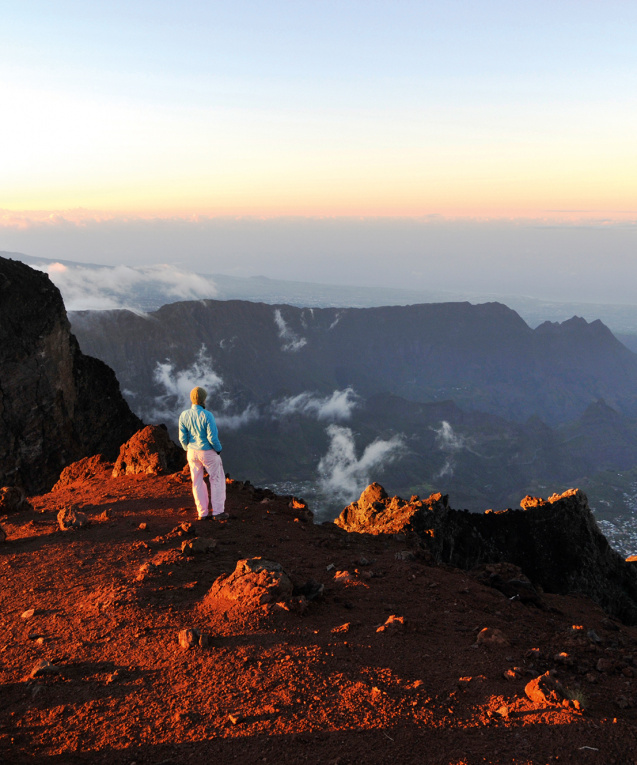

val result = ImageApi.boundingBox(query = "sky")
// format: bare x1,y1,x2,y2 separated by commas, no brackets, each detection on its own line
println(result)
1,1,636,301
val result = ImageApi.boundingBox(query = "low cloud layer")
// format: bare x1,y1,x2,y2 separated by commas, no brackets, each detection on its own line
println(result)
271,388,359,422
34,261,217,311
274,309,307,352
6,215,637,305
318,424,405,505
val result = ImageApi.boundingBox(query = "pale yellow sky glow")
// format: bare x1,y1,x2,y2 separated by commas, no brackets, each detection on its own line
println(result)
2,0,637,306
1,67,636,221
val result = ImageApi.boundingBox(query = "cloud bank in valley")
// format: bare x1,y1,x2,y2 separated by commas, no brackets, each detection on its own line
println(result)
35,261,217,311
318,425,405,505
5,215,637,305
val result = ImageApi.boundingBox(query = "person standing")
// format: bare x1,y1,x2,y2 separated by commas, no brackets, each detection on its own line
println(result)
178,386,228,521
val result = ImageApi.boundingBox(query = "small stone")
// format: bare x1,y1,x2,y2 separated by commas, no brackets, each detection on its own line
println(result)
21,608,35,620
106,669,124,684
554,652,575,666
287,595,308,614
394,550,415,561
596,658,615,673
333,570,351,583
615,695,632,709
331,623,350,634
228,713,241,725
57,504,88,531
495,705,509,718
29,659,61,678
137,561,157,581
181,537,217,555
587,629,602,644
476,627,510,648
622,667,634,678
138,522,147,530
525,672,568,706
178,628,199,649
326,563,335,571
376,615,405,633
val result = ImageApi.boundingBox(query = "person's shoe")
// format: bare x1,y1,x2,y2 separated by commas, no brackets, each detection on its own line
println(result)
212,512,229,521
197,512,210,520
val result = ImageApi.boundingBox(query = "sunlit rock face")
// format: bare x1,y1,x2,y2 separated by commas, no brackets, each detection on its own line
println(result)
0,256,143,493
112,425,185,477
335,482,447,536
337,484,637,625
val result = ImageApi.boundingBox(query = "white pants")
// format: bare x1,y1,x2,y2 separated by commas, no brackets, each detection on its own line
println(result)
187,449,226,518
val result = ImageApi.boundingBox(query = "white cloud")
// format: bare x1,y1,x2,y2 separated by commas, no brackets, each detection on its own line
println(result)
433,420,468,479
216,404,260,431
271,388,359,422
318,424,405,506
34,261,217,311
147,344,224,424
274,308,307,352
145,345,261,434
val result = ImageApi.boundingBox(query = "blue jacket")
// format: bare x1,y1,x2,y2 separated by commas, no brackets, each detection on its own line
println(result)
178,405,222,452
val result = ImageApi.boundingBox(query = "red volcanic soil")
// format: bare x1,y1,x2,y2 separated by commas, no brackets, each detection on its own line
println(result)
1,467,636,765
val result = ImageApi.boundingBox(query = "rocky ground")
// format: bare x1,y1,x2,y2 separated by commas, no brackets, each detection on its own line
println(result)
1,466,637,765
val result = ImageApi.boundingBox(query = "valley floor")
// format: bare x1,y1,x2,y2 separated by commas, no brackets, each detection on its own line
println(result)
0,470,636,764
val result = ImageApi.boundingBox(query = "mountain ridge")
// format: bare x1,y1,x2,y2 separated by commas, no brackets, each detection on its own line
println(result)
70,298,637,425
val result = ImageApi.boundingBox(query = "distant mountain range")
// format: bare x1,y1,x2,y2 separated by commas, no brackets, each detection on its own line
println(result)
7,250,637,342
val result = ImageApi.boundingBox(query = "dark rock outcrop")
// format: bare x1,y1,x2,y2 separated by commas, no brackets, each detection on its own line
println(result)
0,486,33,514
0,257,143,494
112,425,185,477
336,485,637,625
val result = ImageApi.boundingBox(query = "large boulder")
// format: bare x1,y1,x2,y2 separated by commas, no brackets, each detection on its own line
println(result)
53,454,113,490
205,558,294,607
112,425,185,477
0,257,143,494
336,484,637,625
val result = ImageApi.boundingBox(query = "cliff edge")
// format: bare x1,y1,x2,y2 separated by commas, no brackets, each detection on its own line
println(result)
0,256,143,493
336,485,637,625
